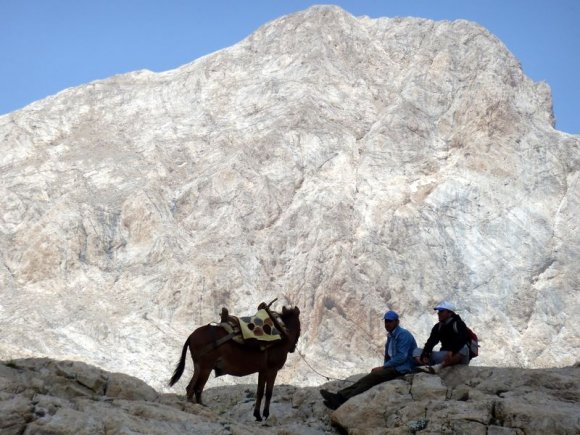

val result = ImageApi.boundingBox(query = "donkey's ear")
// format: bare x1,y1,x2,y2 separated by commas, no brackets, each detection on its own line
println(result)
282,306,288,314
294,306,300,315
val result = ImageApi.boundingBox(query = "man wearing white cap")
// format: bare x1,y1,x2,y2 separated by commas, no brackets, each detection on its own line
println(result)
320,310,417,410
414,301,470,374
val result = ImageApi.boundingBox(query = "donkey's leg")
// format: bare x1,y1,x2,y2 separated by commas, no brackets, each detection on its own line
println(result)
193,365,213,406
253,371,266,421
186,362,200,402
262,370,278,420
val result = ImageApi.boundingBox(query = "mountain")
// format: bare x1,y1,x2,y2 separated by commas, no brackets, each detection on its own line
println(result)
0,6,578,391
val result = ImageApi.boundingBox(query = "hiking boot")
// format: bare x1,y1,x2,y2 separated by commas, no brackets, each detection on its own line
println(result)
323,396,346,410
416,365,436,374
320,389,346,410
323,399,339,410
431,363,443,374
416,363,443,374
319,389,336,401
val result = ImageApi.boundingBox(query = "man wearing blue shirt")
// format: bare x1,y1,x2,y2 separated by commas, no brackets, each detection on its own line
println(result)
320,310,417,410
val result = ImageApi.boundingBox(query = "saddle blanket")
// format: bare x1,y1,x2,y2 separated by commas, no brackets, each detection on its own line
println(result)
239,309,282,341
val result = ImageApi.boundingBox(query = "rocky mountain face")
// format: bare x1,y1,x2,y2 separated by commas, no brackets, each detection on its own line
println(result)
0,5,578,391
1,358,579,434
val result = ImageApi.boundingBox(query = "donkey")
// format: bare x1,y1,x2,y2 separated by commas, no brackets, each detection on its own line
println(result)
169,306,301,421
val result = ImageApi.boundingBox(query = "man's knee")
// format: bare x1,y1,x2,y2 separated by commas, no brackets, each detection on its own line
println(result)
445,345,470,367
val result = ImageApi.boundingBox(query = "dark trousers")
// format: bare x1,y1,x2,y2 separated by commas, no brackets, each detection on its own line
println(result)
338,367,402,400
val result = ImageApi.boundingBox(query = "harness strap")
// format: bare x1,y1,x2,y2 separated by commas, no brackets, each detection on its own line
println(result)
198,331,237,357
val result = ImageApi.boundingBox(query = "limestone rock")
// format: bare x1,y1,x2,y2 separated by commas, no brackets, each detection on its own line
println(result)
328,365,580,434
410,373,447,401
0,358,331,434
2,358,578,434
0,5,578,390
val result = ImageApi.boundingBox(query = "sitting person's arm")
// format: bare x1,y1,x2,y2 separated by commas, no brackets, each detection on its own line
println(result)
420,324,440,363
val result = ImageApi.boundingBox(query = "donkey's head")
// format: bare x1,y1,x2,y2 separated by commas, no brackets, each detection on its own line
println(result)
281,306,301,353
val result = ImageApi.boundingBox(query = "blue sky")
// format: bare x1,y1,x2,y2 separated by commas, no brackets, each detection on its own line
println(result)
1,1,578,134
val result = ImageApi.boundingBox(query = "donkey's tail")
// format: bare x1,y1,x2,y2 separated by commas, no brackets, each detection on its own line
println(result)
169,338,189,387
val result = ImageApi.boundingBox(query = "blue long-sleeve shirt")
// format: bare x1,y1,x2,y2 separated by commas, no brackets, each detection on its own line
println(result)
383,325,417,374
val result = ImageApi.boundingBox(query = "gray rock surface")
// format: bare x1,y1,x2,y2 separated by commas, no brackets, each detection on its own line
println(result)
1,358,578,434
331,364,580,434
0,5,578,390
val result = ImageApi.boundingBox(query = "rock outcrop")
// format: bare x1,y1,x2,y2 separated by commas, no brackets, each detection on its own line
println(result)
0,5,578,389
1,358,578,434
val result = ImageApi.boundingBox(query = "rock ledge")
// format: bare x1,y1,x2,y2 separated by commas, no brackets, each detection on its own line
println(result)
1,358,578,434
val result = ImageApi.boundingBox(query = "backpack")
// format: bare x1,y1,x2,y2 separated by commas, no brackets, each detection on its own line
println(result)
452,321,479,359
465,327,479,359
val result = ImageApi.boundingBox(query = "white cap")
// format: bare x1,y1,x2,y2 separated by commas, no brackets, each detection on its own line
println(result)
433,301,456,312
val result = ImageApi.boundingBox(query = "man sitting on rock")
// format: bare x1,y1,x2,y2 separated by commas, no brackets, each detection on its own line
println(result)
319,310,417,410
414,301,470,374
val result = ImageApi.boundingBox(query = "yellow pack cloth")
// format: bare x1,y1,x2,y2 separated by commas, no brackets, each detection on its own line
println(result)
239,309,282,341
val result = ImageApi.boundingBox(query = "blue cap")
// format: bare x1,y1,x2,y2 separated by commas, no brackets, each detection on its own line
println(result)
383,310,399,321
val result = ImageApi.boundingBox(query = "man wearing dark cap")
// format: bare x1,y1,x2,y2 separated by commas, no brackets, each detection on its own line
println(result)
320,310,417,410
414,301,471,374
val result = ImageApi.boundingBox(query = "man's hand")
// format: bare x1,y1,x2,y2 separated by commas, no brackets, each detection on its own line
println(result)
417,356,430,365
371,366,385,373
